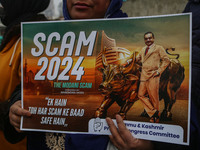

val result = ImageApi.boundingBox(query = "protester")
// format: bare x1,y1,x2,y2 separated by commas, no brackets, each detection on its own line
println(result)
5,0,150,150
183,0,200,149
5,0,200,150
0,0,50,149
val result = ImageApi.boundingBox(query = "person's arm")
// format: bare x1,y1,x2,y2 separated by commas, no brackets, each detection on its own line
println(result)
3,84,31,144
152,46,170,78
157,46,170,75
106,114,154,150
0,100,9,130
135,51,142,64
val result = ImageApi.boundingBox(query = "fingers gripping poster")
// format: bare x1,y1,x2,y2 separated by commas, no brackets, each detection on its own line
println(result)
21,14,191,145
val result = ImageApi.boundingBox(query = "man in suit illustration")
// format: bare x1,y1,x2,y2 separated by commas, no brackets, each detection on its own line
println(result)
136,32,170,123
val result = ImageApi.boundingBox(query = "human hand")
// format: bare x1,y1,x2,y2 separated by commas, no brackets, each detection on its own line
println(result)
9,100,31,132
106,114,154,150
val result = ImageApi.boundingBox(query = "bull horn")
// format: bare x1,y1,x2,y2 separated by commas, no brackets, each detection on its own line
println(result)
122,52,135,74
102,47,108,68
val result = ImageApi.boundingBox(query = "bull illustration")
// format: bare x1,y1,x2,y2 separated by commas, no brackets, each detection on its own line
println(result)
158,48,185,120
95,47,185,121
95,51,140,119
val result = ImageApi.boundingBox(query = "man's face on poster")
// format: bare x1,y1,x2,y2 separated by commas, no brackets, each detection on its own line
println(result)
144,33,154,46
